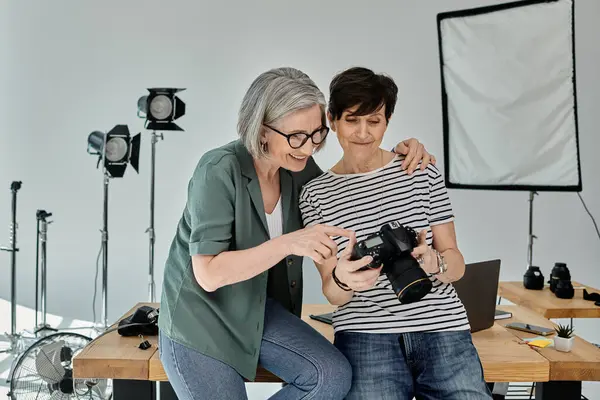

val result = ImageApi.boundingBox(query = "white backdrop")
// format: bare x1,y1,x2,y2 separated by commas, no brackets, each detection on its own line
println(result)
1,0,599,358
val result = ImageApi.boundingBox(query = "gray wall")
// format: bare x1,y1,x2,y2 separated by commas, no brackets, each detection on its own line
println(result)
1,0,599,376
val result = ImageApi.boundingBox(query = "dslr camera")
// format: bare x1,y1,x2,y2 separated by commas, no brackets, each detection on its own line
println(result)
350,221,432,304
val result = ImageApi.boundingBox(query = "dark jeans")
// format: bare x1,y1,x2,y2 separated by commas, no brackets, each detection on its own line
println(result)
335,329,493,400
159,298,352,400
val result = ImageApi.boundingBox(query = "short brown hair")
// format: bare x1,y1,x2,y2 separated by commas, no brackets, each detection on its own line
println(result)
328,67,398,123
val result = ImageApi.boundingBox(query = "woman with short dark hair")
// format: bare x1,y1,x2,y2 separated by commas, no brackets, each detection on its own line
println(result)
300,66,492,399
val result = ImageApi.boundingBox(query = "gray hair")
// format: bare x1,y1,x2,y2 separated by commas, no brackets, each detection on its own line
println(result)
238,67,327,158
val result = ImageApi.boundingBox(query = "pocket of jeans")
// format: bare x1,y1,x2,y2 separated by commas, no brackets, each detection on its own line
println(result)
427,330,474,358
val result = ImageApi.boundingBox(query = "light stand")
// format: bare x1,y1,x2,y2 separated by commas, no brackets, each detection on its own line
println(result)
137,87,186,302
526,191,538,268
0,181,23,355
101,171,109,329
87,125,140,329
34,209,58,335
146,130,163,302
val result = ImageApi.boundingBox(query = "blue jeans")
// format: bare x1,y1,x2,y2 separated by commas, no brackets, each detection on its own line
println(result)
159,298,352,400
334,330,493,400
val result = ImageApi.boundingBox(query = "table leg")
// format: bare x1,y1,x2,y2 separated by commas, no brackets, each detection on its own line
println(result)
160,381,179,400
113,379,156,400
535,381,582,400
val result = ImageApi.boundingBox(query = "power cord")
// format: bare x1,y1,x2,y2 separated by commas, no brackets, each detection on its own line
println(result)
578,192,600,241
87,322,156,348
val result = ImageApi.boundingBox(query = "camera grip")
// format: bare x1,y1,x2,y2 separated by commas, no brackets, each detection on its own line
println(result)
350,243,382,270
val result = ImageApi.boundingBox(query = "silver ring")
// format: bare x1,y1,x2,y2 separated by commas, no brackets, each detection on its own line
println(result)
417,256,424,265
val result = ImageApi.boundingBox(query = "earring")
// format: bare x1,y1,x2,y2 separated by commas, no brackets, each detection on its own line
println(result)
261,141,268,152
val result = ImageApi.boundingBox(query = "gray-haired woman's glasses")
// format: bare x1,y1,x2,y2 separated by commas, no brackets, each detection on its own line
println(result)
264,124,329,149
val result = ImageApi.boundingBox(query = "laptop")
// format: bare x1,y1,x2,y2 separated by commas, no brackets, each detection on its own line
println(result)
451,259,501,333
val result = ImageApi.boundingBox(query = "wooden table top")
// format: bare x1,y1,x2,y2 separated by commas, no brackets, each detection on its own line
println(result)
496,305,600,382
73,303,159,381
74,302,551,383
498,281,600,319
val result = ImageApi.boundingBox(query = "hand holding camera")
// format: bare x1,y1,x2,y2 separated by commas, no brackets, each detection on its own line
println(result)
349,221,433,304
334,234,383,292
410,229,439,275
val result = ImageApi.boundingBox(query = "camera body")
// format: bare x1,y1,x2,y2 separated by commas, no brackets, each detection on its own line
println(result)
351,221,417,270
350,221,432,304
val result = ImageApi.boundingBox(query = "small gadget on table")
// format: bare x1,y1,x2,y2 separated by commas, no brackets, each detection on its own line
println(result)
309,312,333,325
505,322,555,336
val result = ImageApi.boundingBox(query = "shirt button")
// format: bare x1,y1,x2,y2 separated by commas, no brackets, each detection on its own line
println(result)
290,280,297,288
287,258,293,266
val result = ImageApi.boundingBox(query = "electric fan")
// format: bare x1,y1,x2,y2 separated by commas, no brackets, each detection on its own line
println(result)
8,332,112,399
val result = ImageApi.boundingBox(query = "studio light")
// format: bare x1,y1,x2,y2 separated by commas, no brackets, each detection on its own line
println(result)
136,87,186,302
86,124,140,329
87,125,141,178
437,0,580,271
137,88,186,131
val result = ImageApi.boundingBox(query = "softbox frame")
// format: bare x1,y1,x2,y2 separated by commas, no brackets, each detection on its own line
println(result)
437,0,581,192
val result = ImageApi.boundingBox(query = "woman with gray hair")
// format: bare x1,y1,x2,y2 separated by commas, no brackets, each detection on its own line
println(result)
158,67,435,399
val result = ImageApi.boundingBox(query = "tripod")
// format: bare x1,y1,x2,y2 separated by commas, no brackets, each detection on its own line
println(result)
34,209,58,336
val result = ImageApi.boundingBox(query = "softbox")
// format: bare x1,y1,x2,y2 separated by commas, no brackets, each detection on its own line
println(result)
437,0,581,192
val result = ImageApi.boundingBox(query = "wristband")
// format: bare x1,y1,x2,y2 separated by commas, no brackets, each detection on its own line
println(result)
332,267,352,291
431,249,447,275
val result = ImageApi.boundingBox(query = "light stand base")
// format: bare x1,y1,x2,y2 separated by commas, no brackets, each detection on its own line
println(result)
0,331,38,384
34,324,58,336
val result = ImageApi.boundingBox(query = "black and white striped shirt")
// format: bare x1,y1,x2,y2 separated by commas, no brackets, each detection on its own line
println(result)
299,155,470,334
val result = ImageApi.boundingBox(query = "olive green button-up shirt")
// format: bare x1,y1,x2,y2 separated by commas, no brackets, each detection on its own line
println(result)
158,140,322,381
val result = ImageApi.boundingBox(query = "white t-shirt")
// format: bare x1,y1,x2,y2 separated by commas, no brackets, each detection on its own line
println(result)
265,196,283,239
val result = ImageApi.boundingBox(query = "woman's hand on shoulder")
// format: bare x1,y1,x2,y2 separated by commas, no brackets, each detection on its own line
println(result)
281,224,354,264
393,138,436,175
334,234,382,292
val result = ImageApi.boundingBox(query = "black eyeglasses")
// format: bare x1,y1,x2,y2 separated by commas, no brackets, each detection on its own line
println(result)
263,124,329,149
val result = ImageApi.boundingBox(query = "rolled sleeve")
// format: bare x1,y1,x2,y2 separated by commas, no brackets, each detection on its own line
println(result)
299,188,323,228
426,165,455,226
187,162,235,256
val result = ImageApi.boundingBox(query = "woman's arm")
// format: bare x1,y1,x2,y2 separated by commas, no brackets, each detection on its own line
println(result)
194,224,353,292
411,223,465,283
188,156,353,292
192,237,288,292
432,222,465,283
411,164,465,283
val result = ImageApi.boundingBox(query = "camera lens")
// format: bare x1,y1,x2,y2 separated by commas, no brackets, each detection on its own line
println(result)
555,279,574,299
385,253,432,304
550,262,571,293
523,266,544,290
